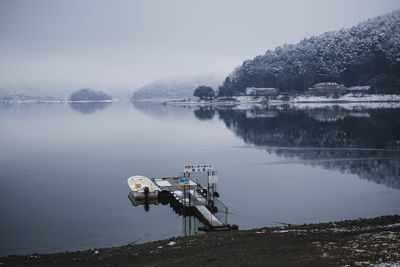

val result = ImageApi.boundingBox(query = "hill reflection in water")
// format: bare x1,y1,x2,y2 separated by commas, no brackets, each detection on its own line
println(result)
217,106,400,149
215,105,400,189
69,102,111,114
132,102,400,189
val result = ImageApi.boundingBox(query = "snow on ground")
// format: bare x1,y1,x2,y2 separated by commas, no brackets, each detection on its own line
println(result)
1,99,114,103
320,231,400,266
165,95,400,111
292,102,400,110
294,94,400,103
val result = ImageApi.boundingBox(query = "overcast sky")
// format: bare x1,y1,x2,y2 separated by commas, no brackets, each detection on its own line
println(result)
1,0,399,94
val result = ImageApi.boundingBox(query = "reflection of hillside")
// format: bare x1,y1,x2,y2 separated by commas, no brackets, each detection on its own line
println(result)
218,107,400,149
272,148,400,189
246,109,277,119
69,102,111,114
216,107,400,189
132,101,196,120
194,107,215,120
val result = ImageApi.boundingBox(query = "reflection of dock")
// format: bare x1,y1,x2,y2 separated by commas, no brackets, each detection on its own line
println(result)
128,165,237,231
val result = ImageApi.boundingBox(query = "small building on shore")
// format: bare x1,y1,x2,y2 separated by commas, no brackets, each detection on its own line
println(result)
245,87,279,96
306,82,347,96
346,86,370,92
346,86,370,96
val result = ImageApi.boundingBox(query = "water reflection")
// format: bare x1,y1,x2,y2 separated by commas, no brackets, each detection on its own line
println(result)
132,101,195,120
214,106,400,189
69,102,111,114
128,192,202,236
1,102,400,256
133,102,400,189
132,102,400,190
217,106,400,149
194,107,215,120
128,192,159,212
262,149,400,189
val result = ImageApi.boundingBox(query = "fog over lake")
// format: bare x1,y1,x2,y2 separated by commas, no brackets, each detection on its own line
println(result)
1,102,399,256
1,0,399,95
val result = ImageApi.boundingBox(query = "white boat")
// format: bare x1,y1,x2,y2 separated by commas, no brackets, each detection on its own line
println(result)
127,175,161,200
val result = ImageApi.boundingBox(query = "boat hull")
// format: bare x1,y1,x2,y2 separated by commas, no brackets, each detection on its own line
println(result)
127,175,160,200
132,191,159,200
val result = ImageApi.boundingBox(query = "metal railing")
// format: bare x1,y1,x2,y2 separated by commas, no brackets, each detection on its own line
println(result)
213,198,228,225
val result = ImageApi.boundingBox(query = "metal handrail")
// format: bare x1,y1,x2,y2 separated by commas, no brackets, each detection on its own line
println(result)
213,198,228,225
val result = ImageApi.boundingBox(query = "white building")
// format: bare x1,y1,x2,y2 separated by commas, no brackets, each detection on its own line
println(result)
346,86,370,92
306,82,347,96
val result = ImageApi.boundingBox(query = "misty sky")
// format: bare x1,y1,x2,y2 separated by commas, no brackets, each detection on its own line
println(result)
1,0,400,94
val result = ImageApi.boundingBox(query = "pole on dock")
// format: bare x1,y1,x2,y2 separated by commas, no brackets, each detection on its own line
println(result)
189,183,191,207
207,172,210,204
183,184,186,208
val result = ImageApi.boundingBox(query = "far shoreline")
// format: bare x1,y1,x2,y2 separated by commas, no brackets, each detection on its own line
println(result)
161,94,400,106
0,99,115,104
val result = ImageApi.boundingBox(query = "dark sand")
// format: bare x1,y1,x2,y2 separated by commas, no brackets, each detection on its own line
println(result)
1,215,399,266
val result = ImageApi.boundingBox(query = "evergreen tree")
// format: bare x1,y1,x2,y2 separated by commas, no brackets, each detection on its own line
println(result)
194,86,215,100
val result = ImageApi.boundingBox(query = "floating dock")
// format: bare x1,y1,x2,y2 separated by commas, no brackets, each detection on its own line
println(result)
153,177,229,229
128,164,237,231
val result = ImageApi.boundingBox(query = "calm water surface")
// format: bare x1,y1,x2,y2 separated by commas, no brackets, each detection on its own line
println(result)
1,102,400,256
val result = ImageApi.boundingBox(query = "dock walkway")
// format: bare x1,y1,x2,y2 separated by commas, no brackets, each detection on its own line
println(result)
195,205,223,227
153,177,227,229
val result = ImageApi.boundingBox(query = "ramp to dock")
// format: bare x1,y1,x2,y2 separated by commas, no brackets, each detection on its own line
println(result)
153,177,227,228
195,205,223,227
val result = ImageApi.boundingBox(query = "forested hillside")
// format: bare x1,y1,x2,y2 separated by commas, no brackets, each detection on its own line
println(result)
69,88,112,101
219,10,400,96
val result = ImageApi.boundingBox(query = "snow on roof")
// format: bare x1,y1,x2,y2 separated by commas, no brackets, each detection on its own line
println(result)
347,86,370,91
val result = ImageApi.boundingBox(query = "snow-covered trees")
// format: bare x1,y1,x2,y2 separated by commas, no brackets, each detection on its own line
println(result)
219,10,400,95
194,86,215,100
69,88,111,101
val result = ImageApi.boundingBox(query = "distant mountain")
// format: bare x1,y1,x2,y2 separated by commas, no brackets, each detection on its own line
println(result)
69,88,112,101
132,74,223,100
219,10,400,96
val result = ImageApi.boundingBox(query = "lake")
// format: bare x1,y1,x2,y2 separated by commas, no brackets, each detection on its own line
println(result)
1,101,400,256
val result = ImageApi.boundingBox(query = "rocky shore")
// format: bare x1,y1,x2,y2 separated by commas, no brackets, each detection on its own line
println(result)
0,215,400,266
1,215,400,266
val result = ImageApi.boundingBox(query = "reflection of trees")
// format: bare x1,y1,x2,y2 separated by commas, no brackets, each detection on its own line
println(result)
132,101,195,120
69,102,111,114
272,148,400,189
217,107,400,189
218,108,400,149
194,107,215,120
